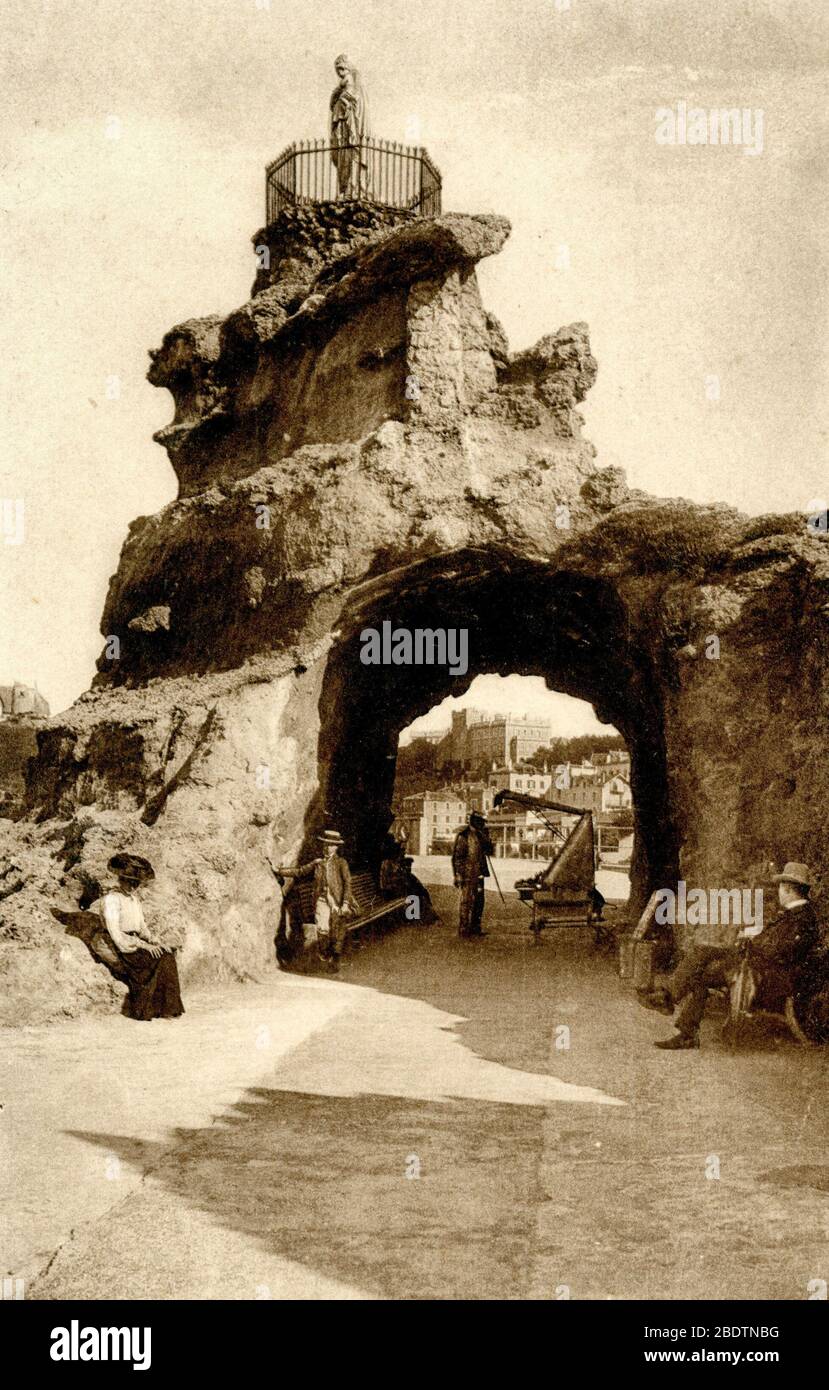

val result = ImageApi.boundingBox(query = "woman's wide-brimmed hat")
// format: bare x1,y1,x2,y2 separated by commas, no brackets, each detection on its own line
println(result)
108,852,155,883
318,830,344,846
772,862,813,890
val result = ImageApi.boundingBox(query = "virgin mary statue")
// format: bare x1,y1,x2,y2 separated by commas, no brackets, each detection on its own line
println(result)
329,54,371,198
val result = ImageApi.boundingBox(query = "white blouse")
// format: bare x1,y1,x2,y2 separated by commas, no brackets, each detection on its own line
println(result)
95,891,149,954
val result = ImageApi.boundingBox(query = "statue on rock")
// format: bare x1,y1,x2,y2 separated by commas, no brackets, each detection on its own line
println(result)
329,53,371,199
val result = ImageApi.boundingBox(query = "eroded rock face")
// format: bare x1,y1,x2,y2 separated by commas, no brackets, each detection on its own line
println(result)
147,208,511,497
2,201,827,1024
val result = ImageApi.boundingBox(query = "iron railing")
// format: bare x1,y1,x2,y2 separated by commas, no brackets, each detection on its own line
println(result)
266,137,442,223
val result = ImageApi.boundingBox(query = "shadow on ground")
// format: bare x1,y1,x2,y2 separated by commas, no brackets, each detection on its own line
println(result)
341,887,631,1081
31,886,829,1301
47,1087,547,1301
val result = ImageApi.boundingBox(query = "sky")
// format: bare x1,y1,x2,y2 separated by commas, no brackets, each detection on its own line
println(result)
399,675,614,744
1,0,827,720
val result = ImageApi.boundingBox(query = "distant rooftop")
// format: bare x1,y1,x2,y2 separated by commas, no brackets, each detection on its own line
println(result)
0,681,49,719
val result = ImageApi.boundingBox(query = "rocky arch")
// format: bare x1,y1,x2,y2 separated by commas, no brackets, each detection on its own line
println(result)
1,200,828,1024
312,548,674,911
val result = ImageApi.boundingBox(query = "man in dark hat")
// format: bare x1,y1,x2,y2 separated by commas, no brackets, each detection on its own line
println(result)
745,862,821,1012
642,861,820,1050
279,830,360,971
452,811,495,939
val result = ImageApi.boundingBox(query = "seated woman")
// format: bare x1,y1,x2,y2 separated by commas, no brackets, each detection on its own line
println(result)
98,854,184,1020
57,853,184,1021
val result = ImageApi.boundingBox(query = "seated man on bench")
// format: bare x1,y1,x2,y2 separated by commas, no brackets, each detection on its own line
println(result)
639,862,820,1050
278,828,360,972
379,835,408,898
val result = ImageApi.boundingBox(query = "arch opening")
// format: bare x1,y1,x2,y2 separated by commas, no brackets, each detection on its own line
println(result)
392,675,633,907
304,550,679,918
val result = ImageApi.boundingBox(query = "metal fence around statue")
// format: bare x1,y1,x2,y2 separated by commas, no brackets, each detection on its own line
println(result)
266,138,442,222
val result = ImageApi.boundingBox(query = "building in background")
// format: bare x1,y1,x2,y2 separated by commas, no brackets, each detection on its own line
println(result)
437,709,551,771
0,681,50,818
396,790,467,854
601,774,632,813
553,760,597,789
460,782,497,817
559,780,603,813
0,682,49,720
488,766,554,797
487,802,561,859
590,749,631,777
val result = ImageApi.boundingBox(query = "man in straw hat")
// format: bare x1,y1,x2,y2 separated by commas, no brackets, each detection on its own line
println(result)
642,861,820,1050
278,829,360,971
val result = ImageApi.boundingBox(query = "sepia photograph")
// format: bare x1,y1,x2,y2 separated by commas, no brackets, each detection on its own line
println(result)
1,0,828,1357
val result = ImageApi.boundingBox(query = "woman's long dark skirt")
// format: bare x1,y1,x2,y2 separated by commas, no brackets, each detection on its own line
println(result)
122,948,184,1020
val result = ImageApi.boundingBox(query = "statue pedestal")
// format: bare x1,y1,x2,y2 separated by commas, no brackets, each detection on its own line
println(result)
252,201,416,298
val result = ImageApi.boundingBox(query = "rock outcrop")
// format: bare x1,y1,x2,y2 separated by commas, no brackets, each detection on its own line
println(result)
1,201,827,1024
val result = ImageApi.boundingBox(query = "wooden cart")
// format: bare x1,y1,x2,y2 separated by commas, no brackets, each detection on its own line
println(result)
492,790,609,945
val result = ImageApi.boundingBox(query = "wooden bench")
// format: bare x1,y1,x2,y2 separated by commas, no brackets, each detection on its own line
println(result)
275,867,409,966
725,956,817,1045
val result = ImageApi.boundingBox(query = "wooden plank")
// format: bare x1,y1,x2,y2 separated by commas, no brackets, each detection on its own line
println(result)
632,889,661,940
282,871,404,936
344,896,409,933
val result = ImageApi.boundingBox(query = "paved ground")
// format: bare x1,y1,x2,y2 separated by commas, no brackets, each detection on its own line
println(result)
4,887,829,1301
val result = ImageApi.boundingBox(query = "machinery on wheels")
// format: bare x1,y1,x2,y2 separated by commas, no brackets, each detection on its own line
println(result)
492,790,610,946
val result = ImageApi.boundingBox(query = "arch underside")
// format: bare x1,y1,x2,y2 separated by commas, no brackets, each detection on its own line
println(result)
307,548,678,915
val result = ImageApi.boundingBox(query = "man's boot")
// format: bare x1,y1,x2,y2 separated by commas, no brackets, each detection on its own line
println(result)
654,1031,699,1050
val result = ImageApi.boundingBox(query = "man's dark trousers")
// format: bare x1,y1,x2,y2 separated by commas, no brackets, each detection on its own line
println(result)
459,878,485,937
668,944,739,1036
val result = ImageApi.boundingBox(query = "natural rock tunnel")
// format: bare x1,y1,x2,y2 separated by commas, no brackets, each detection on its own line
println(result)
1,199,827,1024
313,548,675,910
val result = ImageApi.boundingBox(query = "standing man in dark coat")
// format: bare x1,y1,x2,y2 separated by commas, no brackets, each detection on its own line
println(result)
641,862,820,1049
452,811,495,939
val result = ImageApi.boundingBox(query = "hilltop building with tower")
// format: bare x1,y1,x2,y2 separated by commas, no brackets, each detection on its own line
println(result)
0,681,50,818
437,708,552,772
0,682,49,721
